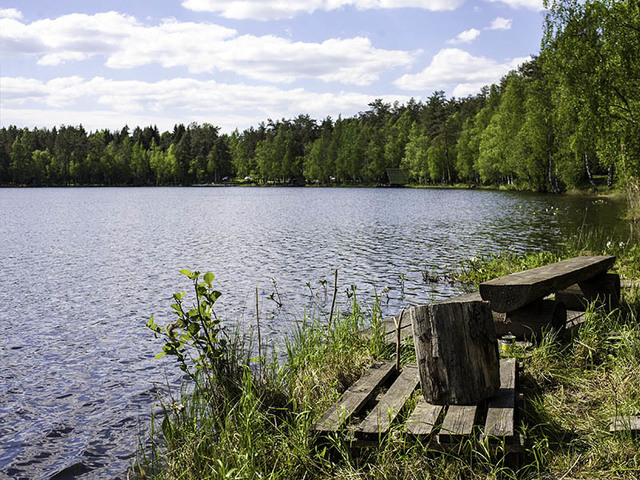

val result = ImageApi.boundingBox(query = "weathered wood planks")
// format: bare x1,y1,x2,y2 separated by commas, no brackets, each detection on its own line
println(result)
482,357,516,441
315,361,396,432
610,416,640,434
405,398,443,436
479,255,615,313
438,405,478,443
314,359,521,451
358,364,419,436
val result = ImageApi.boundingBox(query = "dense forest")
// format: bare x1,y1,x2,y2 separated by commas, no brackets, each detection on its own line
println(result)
1,0,639,192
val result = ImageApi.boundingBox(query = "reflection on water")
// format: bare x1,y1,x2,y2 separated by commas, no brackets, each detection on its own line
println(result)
0,187,626,479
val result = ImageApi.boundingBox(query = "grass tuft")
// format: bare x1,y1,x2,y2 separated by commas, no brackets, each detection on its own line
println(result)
135,226,640,479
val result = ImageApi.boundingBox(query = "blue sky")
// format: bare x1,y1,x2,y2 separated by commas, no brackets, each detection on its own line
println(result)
0,0,545,133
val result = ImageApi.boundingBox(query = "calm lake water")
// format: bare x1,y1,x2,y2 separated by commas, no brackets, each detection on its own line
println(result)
0,187,628,479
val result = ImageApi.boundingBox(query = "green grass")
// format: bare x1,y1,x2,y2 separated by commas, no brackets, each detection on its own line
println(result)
134,225,640,480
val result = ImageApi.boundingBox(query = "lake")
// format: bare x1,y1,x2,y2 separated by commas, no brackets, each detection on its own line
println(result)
0,187,627,479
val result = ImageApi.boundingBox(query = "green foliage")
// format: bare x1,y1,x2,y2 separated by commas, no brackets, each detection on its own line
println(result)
3,2,640,190
455,250,562,286
137,238,640,480
147,269,227,384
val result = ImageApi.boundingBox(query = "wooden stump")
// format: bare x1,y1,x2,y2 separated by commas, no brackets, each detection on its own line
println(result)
493,299,567,340
410,300,500,405
555,273,620,312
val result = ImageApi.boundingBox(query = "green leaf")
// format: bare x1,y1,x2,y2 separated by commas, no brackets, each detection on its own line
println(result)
155,352,166,359
203,272,215,286
179,268,192,277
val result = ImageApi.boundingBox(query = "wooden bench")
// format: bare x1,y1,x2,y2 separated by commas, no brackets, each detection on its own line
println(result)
364,256,618,344
314,359,522,451
479,255,616,313
479,255,617,340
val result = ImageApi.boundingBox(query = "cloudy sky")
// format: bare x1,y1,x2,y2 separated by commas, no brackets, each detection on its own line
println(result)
0,0,545,133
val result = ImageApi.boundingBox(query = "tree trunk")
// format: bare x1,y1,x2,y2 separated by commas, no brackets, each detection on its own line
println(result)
410,300,500,405
584,153,597,192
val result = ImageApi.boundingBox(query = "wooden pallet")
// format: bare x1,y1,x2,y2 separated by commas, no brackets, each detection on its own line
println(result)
315,358,523,451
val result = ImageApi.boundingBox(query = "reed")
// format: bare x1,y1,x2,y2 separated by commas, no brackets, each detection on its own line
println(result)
135,244,640,479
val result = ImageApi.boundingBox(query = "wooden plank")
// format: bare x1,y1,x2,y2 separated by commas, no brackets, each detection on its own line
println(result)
315,361,396,432
610,416,640,433
566,310,586,330
479,256,615,313
437,405,477,443
358,364,420,435
482,358,516,441
405,398,443,436
439,291,483,303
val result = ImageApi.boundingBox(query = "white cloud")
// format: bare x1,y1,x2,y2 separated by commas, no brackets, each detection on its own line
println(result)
394,48,530,94
484,0,544,11
448,28,481,44
487,17,512,30
0,8,22,19
1,76,412,132
182,0,465,20
0,12,413,86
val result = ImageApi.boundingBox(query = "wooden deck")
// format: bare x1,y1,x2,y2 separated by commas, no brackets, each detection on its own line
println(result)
315,358,522,451
349,256,627,456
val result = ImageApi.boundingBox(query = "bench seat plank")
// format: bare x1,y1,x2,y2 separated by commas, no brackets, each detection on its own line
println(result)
315,361,395,432
479,255,615,313
358,364,419,435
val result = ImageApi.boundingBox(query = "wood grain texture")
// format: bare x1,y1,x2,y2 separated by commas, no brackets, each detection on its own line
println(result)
315,361,395,432
438,405,477,443
411,300,500,405
479,255,615,313
610,416,640,433
358,364,419,435
483,358,516,441
405,398,443,436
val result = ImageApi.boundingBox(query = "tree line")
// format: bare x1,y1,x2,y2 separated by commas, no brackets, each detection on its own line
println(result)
1,0,638,192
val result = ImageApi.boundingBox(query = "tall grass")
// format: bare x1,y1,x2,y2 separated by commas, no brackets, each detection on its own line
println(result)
135,228,640,479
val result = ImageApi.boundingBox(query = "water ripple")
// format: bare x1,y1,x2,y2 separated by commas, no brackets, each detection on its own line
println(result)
0,187,625,479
